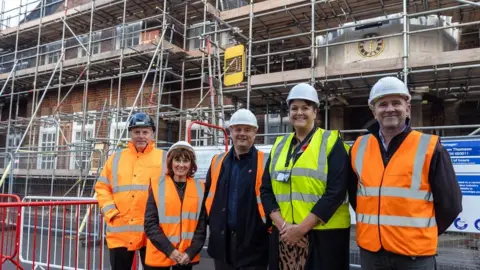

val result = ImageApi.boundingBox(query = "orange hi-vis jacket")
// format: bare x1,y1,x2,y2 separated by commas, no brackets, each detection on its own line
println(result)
205,150,267,223
94,141,165,251
351,130,439,256
145,175,205,267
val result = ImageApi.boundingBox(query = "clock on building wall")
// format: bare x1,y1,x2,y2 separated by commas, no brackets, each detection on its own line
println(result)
357,33,385,57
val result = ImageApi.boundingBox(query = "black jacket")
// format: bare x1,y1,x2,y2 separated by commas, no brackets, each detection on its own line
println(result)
205,146,270,268
348,119,463,236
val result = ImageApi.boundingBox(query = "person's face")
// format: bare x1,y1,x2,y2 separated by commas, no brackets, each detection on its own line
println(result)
289,100,317,130
172,155,192,178
229,124,256,150
129,127,153,149
371,95,410,130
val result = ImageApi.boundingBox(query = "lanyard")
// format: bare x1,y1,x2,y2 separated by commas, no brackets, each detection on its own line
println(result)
284,127,317,168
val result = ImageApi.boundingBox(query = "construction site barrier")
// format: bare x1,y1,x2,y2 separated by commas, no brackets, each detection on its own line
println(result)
187,120,229,152
0,193,22,270
1,195,480,269
19,197,104,270
0,197,145,270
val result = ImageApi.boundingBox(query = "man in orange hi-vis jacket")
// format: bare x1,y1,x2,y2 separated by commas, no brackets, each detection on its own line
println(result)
94,112,166,270
349,76,462,270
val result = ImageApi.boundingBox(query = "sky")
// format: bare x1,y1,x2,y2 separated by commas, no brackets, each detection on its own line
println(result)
2,0,37,28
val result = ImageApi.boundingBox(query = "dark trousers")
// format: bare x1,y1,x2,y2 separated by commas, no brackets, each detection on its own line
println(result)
360,248,437,270
214,259,267,270
154,266,192,270
109,247,149,270
214,231,267,270
109,247,193,270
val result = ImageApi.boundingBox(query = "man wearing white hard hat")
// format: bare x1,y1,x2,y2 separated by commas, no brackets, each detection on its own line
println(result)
260,83,352,269
204,109,270,269
349,76,462,269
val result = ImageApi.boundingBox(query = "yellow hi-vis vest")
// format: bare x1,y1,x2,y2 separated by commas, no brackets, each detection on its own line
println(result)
269,128,351,230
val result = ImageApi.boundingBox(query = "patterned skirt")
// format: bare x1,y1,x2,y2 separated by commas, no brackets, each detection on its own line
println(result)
278,235,309,270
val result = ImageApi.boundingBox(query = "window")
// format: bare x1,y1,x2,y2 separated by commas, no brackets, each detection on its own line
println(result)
116,22,142,49
37,117,58,169
188,22,214,50
186,114,209,146
78,32,101,57
70,112,96,170
44,41,62,65
6,133,21,151
109,110,132,150
265,114,292,144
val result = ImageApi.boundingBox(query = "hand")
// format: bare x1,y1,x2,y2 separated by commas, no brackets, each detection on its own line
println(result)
178,253,191,265
169,249,183,263
280,224,306,246
295,236,308,249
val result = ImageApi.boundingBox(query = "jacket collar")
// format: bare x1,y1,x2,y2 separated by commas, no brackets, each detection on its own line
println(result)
127,140,155,154
231,145,255,160
367,117,412,138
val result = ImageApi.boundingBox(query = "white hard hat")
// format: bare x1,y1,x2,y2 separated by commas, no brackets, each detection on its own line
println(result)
368,76,411,105
286,83,320,106
229,109,258,129
167,141,195,159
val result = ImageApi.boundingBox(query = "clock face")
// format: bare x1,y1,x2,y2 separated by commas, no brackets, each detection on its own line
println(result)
358,33,384,57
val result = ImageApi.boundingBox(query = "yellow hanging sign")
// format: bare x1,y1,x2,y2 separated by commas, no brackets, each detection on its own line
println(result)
224,44,245,86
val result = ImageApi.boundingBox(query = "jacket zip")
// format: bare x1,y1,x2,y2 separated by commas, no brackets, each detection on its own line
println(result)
378,171,386,249
377,138,390,250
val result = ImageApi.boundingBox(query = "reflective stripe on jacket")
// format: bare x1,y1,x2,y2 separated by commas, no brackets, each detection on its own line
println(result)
351,130,438,256
269,128,351,230
94,141,165,250
145,175,204,267
205,151,267,223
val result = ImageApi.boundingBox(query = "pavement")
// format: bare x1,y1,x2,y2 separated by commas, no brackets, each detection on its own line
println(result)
1,217,479,270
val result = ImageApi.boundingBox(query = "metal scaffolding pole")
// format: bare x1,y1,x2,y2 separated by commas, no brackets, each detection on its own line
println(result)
403,0,409,84
115,0,128,143
455,0,480,8
2,0,22,193
246,0,253,109
155,0,168,143
310,0,315,86
179,2,188,141
78,0,95,197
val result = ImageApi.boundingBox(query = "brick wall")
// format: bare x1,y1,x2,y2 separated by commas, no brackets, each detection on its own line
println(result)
25,78,175,147
23,77,240,149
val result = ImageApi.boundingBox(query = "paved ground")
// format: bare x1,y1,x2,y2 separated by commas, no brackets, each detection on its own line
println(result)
1,217,479,270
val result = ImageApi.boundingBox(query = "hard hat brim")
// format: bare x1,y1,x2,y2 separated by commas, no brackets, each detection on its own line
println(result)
228,123,259,129
287,98,320,106
369,93,411,105
167,145,196,157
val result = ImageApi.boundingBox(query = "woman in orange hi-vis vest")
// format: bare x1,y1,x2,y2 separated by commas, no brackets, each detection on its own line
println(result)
144,141,207,270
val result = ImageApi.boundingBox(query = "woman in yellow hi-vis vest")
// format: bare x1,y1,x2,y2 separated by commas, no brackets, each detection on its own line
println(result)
260,83,352,270
144,141,207,270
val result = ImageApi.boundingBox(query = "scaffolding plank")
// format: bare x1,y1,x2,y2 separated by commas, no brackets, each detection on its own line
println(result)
250,48,480,86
